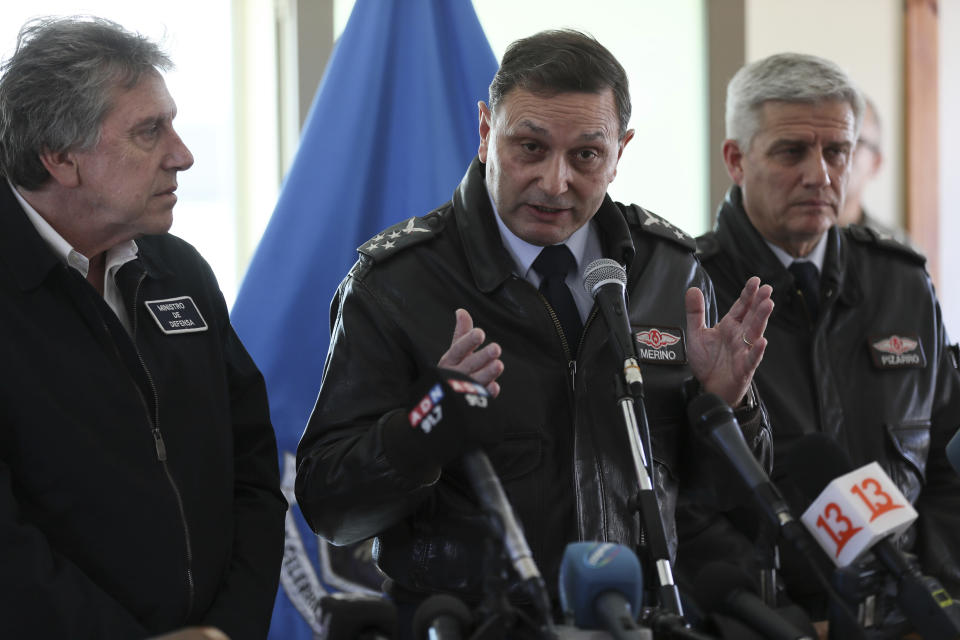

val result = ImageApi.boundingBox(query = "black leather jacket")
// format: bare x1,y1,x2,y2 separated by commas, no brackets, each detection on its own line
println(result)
691,187,960,596
296,159,769,602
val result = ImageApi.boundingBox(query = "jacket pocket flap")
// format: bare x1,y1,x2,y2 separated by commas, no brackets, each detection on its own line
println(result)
885,420,931,482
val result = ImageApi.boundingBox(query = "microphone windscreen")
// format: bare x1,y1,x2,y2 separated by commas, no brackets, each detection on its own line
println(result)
777,433,853,512
686,392,732,432
693,562,818,640
412,593,472,639
558,542,643,629
582,258,626,295
319,593,396,639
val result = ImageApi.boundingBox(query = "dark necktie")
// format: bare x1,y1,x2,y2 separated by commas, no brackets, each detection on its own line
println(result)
532,244,583,348
788,261,820,323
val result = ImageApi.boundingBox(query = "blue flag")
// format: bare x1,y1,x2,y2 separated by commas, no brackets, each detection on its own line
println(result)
230,1,497,637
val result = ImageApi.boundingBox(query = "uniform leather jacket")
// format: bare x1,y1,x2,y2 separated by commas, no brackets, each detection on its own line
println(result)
692,186,960,596
296,159,770,603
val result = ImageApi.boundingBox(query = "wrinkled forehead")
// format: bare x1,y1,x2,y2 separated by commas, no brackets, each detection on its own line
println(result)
103,71,177,123
493,88,620,138
754,99,858,143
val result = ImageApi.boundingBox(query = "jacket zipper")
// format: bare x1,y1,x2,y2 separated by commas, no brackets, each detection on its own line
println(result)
538,293,598,391
130,271,196,619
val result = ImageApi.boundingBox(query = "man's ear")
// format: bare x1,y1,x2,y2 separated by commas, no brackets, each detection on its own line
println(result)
617,129,635,160
39,149,80,188
609,129,635,181
478,101,492,163
721,139,746,185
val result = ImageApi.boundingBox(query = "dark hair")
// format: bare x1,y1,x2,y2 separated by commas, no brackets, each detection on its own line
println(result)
0,16,172,189
488,29,631,138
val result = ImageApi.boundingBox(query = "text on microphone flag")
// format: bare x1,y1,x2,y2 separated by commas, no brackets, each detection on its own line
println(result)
800,461,918,566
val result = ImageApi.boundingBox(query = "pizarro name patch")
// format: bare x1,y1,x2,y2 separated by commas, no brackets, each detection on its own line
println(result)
868,334,926,369
633,326,686,364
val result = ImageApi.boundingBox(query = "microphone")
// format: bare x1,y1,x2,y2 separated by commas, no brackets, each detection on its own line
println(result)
411,594,472,640
585,259,686,615
461,450,554,631
694,562,814,640
583,259,642,388
318,593,397,640
392,368,553,630
782,433,960,639
558,542,646,639
947,428,960,475
788,439,918,567
686,393,806,546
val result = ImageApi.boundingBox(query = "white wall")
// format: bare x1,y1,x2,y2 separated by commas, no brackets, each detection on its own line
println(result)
940,1,960,337
745,0,904,232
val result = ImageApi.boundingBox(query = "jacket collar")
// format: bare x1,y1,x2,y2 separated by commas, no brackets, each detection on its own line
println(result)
0,180,63,291
0,180,174,291
453,157,635,293
716,185,859,308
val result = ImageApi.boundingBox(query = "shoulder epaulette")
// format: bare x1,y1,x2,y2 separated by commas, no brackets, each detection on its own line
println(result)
357,209,445,264
845,224,926,266
623,204,697,251
694,231,720,259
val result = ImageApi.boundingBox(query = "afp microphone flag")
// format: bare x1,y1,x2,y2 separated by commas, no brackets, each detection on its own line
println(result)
230,1,498,637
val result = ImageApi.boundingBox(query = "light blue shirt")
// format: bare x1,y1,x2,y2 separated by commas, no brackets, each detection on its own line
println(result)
765,229,828,274
490,198,602,323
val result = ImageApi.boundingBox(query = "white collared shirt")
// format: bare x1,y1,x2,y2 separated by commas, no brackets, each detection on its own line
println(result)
491,197,602,322
10,180,139,334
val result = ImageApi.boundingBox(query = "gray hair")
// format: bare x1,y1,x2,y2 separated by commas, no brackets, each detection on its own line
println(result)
0,16,172,189
725,52,864,151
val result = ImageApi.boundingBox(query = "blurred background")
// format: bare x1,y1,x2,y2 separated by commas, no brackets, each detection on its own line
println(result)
3,0,954,332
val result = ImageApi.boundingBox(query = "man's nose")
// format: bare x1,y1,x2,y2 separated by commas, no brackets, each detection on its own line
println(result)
802,150,830,188
164,129,195,172
539,153,571,197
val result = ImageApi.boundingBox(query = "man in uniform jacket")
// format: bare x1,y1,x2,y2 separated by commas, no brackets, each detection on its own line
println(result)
0,17,285,639
677,51,960,632
296,29,774,630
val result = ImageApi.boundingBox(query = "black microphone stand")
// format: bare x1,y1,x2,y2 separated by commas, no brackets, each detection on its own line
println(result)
613,368,684,617
466,470,558,640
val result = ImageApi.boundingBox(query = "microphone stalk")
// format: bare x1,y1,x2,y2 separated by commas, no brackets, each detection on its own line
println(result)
584,258,683,615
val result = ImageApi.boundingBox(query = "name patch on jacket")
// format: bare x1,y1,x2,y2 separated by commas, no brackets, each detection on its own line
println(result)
633,326,686,364
868,334,925,369
145,296,208,334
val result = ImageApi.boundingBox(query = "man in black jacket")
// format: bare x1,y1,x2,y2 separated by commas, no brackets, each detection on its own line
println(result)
296,29,774,631
0,17,285,639
679,51,960,632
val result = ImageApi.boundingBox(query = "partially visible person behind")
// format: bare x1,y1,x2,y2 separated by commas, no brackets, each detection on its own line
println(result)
0,16,285,639
838,95,910,243
680,52,960,635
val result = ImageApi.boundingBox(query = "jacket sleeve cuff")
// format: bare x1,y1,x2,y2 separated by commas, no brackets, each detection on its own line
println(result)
734,383,773,473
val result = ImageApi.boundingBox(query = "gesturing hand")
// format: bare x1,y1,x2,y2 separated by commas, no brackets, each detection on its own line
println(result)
437,308,505,397
685,277,773,406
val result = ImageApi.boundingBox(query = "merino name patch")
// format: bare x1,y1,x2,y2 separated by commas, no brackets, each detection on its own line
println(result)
868,334,925,369
144,296,208,334
633,326,686,364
